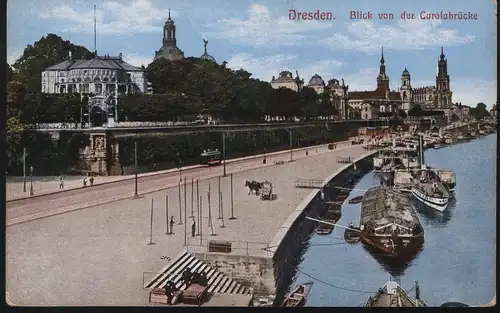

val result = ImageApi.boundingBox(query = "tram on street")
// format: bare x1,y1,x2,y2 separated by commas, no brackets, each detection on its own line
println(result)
200,149,222,166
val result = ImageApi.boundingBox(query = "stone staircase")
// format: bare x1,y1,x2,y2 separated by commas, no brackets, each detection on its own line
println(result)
145,251,252,296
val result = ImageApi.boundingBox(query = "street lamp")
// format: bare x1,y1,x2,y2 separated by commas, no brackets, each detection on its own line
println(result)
29,165,34,196
23,147,27,192
134,141,138,198
286,128,293,162
177,152,182,181
222,133,227,177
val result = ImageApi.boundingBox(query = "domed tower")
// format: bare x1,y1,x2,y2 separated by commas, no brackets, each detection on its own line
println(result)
154,9,185,62
200,39,216,63
400,67,412,112
308,74,325,93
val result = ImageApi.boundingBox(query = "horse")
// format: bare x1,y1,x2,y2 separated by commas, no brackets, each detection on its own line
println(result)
245,180,262,195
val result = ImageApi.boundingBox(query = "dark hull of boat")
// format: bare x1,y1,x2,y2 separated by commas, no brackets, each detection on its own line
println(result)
348,195,363,204
360,233,424,257
281,282,313,307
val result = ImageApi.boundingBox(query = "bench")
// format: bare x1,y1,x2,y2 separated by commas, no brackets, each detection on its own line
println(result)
208,240,232,253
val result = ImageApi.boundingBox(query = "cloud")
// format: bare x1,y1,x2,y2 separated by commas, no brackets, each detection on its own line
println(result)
38,0,171,35
226,53,343,83
321,19,474,52
7,47,24,66
203,4,333,47
122,53,153,67
227,53,298,81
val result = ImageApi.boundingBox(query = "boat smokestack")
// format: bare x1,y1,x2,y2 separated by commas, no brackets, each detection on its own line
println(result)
418,135,425,168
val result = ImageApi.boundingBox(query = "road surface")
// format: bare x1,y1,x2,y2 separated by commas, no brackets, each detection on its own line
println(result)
7,139,366,226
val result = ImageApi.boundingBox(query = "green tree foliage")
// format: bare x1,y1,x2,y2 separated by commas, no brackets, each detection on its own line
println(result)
7,63,14,81
408,104,424,117
145,58,335,121
20,93,82,124
469,102,490,120
12,33,94,92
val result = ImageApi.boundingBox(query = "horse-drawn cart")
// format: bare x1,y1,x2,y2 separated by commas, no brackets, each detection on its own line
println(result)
260,181,276,200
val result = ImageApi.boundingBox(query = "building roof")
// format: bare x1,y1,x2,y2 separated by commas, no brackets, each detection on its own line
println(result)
349,88,387,100
200,52,216,62
272,71,295,83
308,74,325,86
327,78,341,87
44,55,144,72
402,67,410,77
388,91,401,100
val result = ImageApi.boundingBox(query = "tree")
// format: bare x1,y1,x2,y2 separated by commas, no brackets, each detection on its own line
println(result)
398,110,407,118
408,104,424,117
298,87,320,118
470,102,490,120
7,63,14,81
319,90,336,116
12,33,94,92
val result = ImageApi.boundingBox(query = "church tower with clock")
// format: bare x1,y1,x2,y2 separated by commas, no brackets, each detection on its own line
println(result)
153,9,185,62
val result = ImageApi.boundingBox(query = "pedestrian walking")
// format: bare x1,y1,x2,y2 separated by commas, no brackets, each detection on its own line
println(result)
191,218,196,237
90,176,94,187
59,175,64,189
153,162,157,172
83,177,87,187
305,150,308,156
169,216,175,234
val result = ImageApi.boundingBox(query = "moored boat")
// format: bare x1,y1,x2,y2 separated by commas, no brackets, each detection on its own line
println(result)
358,186,424,256
411,168,450,212
281,282,313,307
365,280,426,307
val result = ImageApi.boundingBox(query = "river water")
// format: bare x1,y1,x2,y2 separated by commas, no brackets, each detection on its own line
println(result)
291,134,496,307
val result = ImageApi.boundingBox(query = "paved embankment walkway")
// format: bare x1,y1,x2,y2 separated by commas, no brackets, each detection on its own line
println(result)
6,140,376,306
6,138,371,202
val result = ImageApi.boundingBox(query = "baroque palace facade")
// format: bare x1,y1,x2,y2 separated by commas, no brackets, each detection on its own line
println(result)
270,46,464,121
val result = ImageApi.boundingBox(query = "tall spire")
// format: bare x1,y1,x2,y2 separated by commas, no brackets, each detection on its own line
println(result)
380,46,385,64
440,46,445,59
168,8,171,20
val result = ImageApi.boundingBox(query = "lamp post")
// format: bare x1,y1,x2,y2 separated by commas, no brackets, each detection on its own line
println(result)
23,147,27,192
29,165,34,196
287,129,293,162
177,152,182,182
134,141,138,198
222,133,227,177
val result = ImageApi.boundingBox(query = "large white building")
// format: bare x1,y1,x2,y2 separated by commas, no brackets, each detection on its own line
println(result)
41,52,147,95
41,51,148,124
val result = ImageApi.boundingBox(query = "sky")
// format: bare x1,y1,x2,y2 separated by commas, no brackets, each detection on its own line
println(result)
7,0,497,108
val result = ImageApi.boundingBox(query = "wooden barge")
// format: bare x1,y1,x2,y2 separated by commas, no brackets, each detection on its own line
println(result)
358,186,424,256
315,204,342,235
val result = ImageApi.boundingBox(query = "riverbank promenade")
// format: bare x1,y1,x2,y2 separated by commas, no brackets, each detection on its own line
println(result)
6,138,380,305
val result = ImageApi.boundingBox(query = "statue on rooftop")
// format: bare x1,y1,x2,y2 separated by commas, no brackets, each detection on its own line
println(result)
203,39,208,53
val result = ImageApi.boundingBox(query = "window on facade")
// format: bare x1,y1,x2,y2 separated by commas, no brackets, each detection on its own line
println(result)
84,70,87,74
403,81,406,86
403,92,407,100
365,107,368,111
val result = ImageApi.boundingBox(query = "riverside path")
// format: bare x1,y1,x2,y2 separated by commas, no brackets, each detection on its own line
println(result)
6,138,379,306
